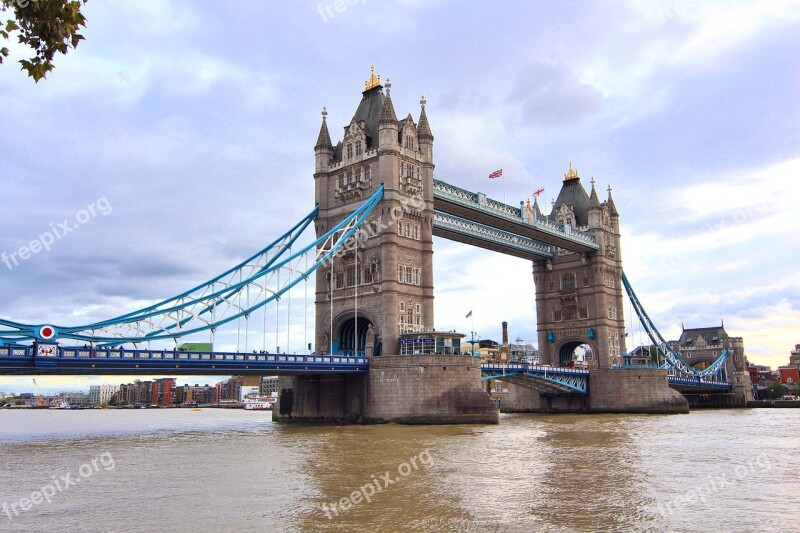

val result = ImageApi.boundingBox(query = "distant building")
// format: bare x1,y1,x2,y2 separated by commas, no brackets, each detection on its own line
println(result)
463,339,500,361
778,366,799,386
778,343,800,386
669,323,753,404
56,391,88,407
509,337,539,364
215,376,243,404
791,344,800,367
260,377,278,396
88,384,119,405
151,378,176,405
118,380,152,405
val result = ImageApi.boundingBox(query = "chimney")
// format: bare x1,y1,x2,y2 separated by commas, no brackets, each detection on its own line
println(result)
500,321,509,361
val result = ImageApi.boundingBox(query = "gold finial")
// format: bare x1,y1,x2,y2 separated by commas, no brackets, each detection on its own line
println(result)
364,64,381,91
564,162,580,181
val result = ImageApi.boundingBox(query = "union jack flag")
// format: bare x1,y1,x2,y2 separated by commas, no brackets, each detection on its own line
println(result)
488,169,503,179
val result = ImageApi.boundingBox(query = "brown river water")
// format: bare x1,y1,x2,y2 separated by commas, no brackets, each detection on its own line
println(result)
0,408,797,532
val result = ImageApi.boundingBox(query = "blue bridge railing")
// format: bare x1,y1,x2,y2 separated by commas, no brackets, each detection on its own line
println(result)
0,344,368,375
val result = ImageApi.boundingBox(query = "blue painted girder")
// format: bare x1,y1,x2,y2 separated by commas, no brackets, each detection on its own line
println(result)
481,363,588,394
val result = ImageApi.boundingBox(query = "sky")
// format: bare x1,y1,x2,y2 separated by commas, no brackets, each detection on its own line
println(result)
0,0,798,393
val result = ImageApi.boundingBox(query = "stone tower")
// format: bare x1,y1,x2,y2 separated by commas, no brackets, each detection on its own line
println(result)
533,164,626,369
312,67,435,357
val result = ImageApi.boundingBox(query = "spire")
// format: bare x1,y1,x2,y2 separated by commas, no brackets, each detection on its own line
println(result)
607,184,618,216
315,106,333,150
379,79,398,125
532,196,542,216
418,95,433,141
589,176,601,208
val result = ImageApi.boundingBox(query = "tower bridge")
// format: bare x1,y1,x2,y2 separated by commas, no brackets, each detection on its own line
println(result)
0,68,754,422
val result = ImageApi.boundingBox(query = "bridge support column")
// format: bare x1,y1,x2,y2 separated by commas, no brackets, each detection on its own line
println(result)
588,368,688,414
364,355,498,424
272,374,367,423
272,355,499,424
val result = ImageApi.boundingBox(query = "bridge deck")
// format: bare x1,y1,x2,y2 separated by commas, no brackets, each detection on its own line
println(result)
0,345,368,375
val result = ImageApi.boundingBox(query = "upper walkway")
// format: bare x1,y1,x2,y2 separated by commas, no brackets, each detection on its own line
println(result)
432,179,599,254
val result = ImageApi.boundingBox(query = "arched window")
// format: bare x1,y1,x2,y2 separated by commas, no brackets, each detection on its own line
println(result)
355,141,362,156
347,144,353,159
562,273,576,290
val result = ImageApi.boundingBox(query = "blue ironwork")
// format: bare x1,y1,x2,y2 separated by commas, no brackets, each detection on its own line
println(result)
481,363,588,394
0,186,384,345
621,271,730,379
0,344,368,375
667,375,732,391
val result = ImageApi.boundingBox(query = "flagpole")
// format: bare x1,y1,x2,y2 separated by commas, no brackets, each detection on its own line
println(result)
502,165,506,205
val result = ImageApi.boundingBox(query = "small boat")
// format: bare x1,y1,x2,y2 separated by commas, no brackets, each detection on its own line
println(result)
243,398,272,411
49,400,70,410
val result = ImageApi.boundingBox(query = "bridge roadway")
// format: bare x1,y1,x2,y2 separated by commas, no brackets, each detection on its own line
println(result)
0,346,732,395
432,179,599,254
0,345,368,375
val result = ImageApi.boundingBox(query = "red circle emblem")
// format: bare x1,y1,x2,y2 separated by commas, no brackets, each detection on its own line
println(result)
39,325,55,339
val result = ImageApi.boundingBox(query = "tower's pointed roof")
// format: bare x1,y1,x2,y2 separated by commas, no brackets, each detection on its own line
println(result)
589,177,601,208
417,95,433,140
315,106,333,150
549,162,590,226
607,185,618,216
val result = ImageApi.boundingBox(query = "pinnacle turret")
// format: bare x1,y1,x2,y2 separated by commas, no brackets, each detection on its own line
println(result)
417,95,433,141
314,106,333,150
589,177,601,208
607,185,618,216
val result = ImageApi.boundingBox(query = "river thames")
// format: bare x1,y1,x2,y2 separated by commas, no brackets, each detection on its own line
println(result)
0,408,797,532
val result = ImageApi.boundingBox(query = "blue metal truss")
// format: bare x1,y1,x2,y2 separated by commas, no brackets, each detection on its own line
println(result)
481,363,588,394
621,271,732,390
0,186,384,345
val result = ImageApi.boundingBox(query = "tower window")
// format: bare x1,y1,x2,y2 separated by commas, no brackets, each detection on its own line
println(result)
562,273,576,290
553,310,562,322
347,144,353,160
355,141,362,156
346,264,360,286
364,166,370,181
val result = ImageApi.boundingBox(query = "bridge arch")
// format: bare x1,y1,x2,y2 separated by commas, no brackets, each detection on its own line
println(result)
555,339,595,368
332,312,373,357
